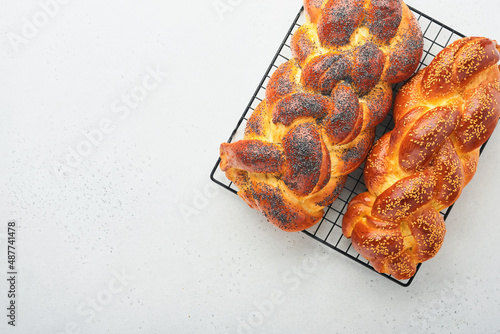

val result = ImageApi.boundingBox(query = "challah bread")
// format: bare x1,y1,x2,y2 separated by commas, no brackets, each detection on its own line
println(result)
220,0,423,232
342,37,500,279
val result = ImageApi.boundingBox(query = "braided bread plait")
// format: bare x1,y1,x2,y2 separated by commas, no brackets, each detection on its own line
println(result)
220,0,423,232
342,37,500,280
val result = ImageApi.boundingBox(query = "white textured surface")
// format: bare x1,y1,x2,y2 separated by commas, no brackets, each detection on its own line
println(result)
0,0,499,333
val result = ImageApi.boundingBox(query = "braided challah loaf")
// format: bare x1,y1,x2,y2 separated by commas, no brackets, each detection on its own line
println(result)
220,0,423,232
343,37,500,280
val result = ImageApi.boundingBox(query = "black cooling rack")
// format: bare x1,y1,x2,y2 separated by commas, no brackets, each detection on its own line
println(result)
210,6,467,287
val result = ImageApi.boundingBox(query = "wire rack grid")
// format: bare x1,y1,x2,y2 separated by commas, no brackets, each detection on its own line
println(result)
210,6,467,287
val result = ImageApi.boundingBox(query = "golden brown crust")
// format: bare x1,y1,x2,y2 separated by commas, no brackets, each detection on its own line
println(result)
398,106,461,172
343,37,500,279
220,0,423,232
304,0,326,24
372,171,437,222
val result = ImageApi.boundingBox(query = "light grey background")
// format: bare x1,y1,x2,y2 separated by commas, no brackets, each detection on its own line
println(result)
0,0,499,333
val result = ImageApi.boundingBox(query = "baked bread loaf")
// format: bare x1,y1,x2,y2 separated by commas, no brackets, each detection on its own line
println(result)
220,0,423,232
343,37,500,279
